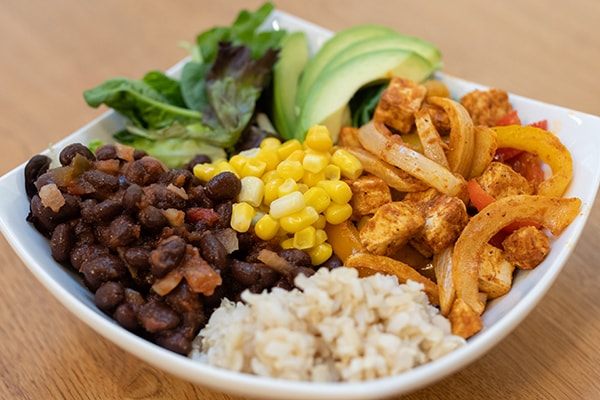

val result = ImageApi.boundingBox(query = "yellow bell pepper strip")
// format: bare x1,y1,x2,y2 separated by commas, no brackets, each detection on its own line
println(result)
491,125,573,197
324,220,363,263
452,195,581,319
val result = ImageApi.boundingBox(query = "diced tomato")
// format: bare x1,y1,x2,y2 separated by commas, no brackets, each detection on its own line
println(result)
494,147,523,162
467,179,496,211
529,119,548,130
495,110,521,126
467,179,541,247
186,207,220,224
505,151,545,188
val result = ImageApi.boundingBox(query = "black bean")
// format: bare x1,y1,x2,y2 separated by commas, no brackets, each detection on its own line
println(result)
122,184,143,211
24,155,52,198
198,231,229,273
143,183,186,210
82,198,123,223
50,223,75,263
164,281,203,314
213,202,232,230
287,266,316,286
82,169,120,194
279,248,313,268
98,215,141,249
125,157,165,186
133,149,147,160
319,254,343,270
154,328,193,355
69,243,110,271
137,205,168,232
59,143,95,166
231,260,279,289
80,254,127,291
95,144,118,160
95,281,125,312
122,246,151,270
157,168,193,187
150,236,186,278
187,186,213,208
204,172,241,202
114,302,140,331
138,301,180,333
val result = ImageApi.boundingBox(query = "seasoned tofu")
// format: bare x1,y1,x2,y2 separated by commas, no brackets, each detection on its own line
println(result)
348,174,392,217
478,243,515,299
476,161,533,199
408,191,470,256
502,225,550,270
373,77,427,134
460,88,514,127
359,201,425,256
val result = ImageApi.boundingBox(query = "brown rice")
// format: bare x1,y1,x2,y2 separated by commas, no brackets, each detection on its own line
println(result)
190,267,465,382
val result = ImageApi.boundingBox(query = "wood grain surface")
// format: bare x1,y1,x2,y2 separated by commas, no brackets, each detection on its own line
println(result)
1,1,599,399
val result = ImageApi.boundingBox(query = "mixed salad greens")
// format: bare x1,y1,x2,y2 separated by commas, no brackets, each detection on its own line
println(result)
84,2,441,166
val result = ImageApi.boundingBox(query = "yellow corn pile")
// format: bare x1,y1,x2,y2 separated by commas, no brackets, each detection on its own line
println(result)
193,125,363,265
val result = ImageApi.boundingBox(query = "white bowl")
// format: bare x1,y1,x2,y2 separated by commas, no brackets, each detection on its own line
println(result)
1,10,599,400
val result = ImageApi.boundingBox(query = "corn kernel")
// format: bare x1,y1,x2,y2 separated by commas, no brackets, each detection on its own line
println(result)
323,164,341,180
276,159,304,181
277,139,302,159
269,191,305,219
302,150,329,174
254,214,280,241
277,177,299,197
256,148,280,171
293,225,316,249
261,169,279,183
307,242,333,265
260,137,282,150
318,180,353,204
214,160,238,176
302,170,325,187
193,163,216,182
230,202,255,232
313,214,327,230
279,206,319,233
315,228,328,245
303,186,331,213
228,154,247,174
263,177,283,205
304,125,333,152
324,203,353,225
331,148,363,180
280,237,295,249
238,176,264,207
240,158,267,178
285,149,305,163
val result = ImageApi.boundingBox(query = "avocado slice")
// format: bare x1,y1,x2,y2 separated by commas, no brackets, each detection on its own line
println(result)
320,32,442,75
295,49,435,141
295,24,396,106
272,31,308,139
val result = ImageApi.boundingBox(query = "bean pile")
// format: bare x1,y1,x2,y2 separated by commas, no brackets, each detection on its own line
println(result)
24,143,341,355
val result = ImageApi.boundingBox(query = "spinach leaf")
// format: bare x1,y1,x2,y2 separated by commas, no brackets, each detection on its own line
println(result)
142,70,186,108
349,83,387,127
83,78,202,130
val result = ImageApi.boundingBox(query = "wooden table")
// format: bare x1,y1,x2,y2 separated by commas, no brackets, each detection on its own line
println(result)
1,1,599,398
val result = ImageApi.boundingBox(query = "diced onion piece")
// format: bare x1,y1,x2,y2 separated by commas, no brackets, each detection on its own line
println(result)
358,121,465,196
151,269,183,296
415,108,449,168
452,195,581,316
468,126,498,179
427,96,475,177
345,147,427,192
432,246,455,317
39,183,66,212
492,125,573,197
